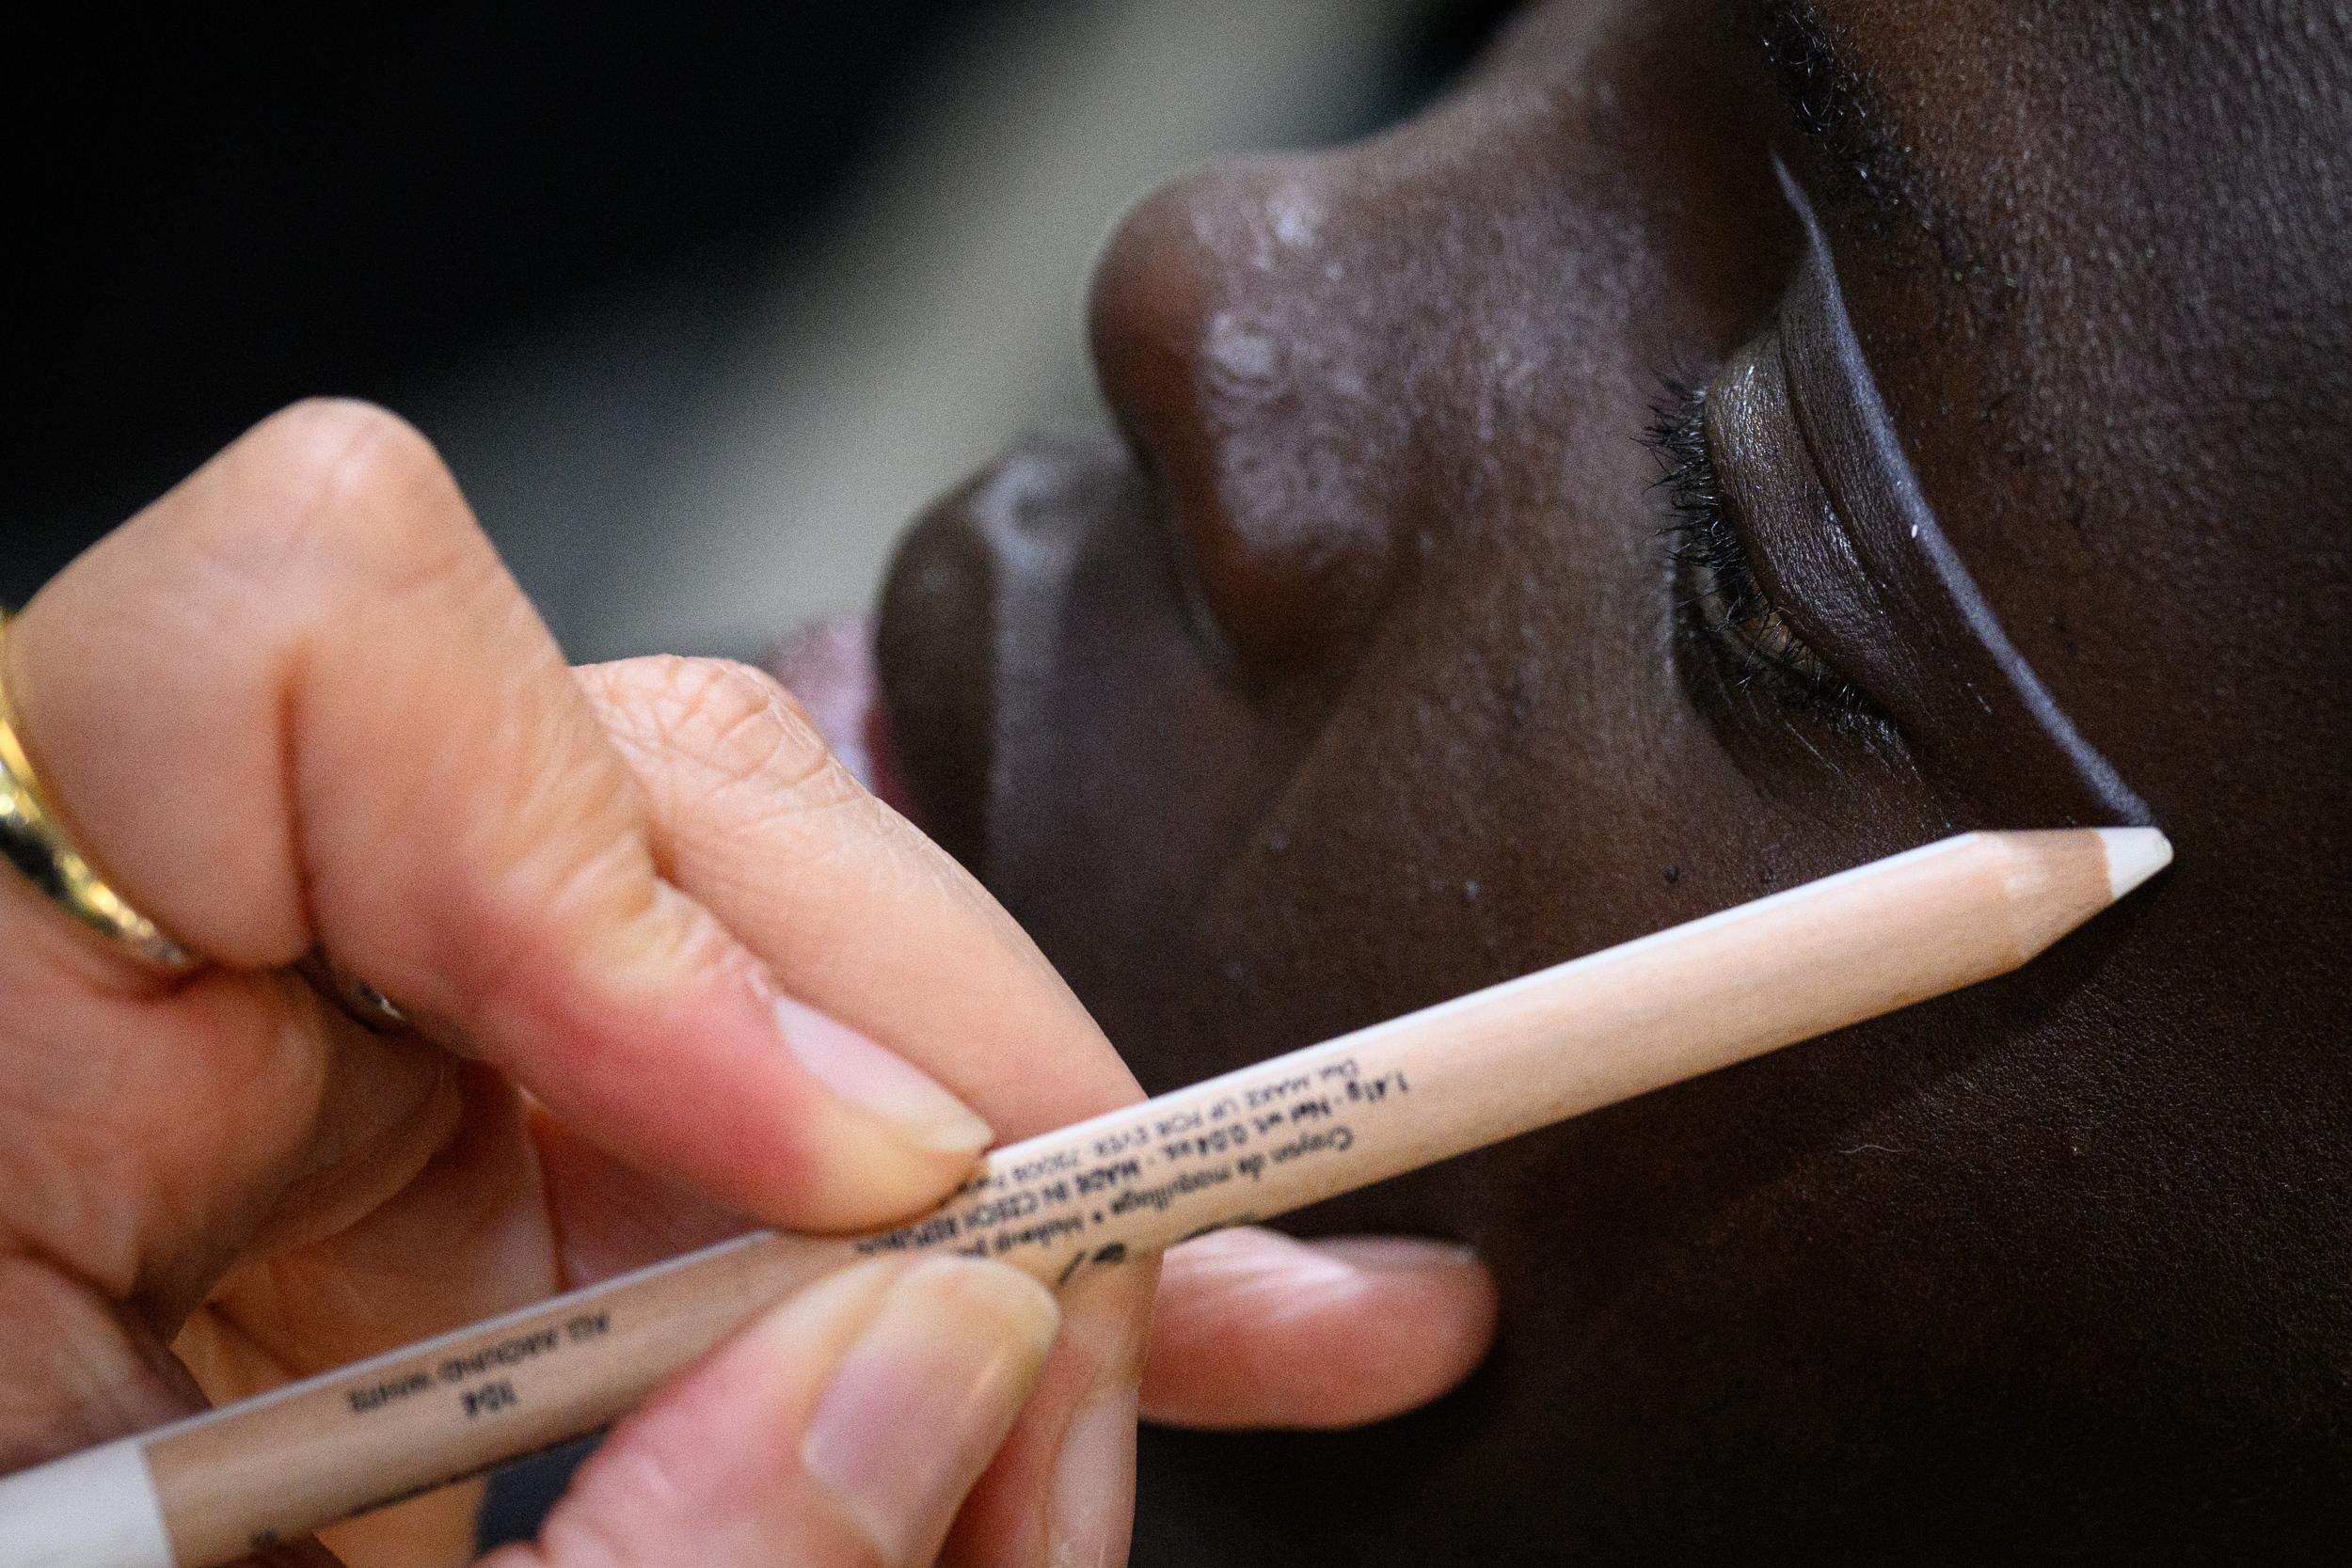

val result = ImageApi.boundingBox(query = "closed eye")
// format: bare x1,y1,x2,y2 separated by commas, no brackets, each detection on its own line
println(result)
1646,382,1880,730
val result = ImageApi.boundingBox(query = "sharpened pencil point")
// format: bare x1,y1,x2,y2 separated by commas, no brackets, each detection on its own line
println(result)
2093,828,2171,902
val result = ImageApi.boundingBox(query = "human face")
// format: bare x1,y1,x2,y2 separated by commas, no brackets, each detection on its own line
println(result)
875,0,2352,1556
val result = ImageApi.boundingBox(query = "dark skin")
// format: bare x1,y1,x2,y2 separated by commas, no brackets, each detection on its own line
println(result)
877,0,2351,1559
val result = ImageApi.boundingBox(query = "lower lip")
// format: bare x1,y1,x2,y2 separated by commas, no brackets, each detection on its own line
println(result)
763,612,918,822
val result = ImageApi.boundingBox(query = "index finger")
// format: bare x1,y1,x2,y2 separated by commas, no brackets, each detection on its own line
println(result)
575,654,1154,1568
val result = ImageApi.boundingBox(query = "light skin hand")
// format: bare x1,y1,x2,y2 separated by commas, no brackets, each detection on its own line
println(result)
484,1257,1066,1568
0,400,1495,1567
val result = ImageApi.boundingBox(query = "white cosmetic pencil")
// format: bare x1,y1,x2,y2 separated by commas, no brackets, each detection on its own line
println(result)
0,827,2170,1568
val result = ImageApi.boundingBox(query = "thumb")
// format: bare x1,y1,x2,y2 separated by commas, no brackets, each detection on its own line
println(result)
485,1259,1059,1568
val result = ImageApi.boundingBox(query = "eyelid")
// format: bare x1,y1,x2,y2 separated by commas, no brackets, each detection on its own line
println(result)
1703,160,2150,828
1702,331,1911,691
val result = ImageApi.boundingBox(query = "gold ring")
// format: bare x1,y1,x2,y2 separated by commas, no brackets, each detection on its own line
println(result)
0,610,197,970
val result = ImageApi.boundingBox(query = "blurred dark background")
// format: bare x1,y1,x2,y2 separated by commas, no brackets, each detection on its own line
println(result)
6,0,1517,627
5,3,1007,605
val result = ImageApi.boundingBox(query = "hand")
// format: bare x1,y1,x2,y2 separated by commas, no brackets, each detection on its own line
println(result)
0,402,1495,1566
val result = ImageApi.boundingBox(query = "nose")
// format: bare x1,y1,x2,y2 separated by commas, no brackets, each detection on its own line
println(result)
1088,153,1419,670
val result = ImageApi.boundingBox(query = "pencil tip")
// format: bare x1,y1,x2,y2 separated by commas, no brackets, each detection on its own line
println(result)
2094,828,2172,901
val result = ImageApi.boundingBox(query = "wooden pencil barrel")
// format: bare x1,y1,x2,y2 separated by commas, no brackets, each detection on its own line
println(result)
0,826,2155,1568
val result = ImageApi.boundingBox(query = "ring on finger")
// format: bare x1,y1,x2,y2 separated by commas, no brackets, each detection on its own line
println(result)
0,609,199,970
296,949,413,1032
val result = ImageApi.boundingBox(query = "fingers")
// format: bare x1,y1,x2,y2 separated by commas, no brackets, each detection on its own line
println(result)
1139,1228,1498,1430
942,1262,1151,1568
4,402,988,1230
574,654,1157,1568
0,1259,198,1473
548,642,1141,1270
486,1258,1058,1568
0,914,463,1488
572,655,1135,1141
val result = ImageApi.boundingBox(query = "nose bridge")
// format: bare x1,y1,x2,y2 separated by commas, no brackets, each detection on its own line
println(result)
1088,150,1421,664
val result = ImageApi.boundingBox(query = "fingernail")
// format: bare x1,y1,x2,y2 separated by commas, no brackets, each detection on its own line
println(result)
1306,1235,1480,1272
1049,1388,1139,1568
775,995,993,1154
803,1259,1060,1568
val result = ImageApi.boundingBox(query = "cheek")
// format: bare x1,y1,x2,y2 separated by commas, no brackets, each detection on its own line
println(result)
1163,525,1716,1074
1157,472,1957,1086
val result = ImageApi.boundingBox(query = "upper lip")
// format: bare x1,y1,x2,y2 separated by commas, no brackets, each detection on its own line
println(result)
872,428,1146,880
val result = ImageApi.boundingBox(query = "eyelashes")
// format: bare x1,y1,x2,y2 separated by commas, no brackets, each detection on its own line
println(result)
1645,383,1878,728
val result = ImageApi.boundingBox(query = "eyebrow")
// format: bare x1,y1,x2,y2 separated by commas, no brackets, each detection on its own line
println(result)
1759,3,1973,269
1762,5,1864,136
